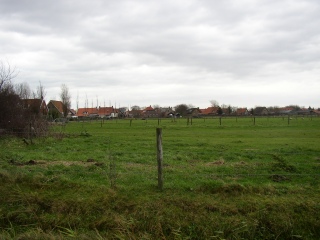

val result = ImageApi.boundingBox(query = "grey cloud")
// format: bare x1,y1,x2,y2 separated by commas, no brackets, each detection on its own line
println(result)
1,0,319,108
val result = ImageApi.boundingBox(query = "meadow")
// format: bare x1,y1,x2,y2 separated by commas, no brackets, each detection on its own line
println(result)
0,116,319,239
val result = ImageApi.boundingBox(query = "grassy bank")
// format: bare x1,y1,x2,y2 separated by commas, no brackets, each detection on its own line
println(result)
0,116,319,239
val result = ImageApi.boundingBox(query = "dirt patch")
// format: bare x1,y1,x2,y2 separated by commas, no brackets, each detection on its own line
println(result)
234,161,247,166
8,159,104,167
271,174,290,182
125,162,154,170
205,159,225,166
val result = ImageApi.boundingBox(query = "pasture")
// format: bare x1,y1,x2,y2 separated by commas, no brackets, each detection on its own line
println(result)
0,116,319,239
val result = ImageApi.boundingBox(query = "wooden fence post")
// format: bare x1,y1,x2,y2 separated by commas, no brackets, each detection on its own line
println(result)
29,122,33,144
156,128,163,191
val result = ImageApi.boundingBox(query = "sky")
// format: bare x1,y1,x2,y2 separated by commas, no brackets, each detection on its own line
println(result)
1,0,319,110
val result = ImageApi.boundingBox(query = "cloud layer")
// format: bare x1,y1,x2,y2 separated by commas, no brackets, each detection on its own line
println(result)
1,0,319,109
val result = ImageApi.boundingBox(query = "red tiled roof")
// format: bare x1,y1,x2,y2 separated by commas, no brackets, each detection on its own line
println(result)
48,100,65,114
200,107,219,115
144,105,154,111
77,108,98,117
22,99,48,114
98,107,115,115
236,108,248,114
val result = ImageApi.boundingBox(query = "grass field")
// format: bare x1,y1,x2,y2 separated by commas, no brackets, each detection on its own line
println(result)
0,116,319,239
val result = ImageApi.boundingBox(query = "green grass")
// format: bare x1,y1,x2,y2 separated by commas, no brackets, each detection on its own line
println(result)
0,116,320,239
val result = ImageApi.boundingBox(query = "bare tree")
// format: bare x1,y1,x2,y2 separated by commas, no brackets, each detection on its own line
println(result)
174,104,188,116
131,105,141,111
130,105,141,118
33,81,46,99
0,60,18,91
210,100,219,107
15,82,31,99
60,84,71,117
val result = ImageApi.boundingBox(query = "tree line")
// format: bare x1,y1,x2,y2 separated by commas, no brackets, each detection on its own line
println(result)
0,61,71,136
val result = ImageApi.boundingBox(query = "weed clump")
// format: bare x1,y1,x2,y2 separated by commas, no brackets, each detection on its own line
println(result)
79,130,91,137
271,154,297,173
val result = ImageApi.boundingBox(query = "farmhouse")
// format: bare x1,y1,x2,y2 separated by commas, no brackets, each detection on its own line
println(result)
22,98,48,116
142,105,158,118
76,107,98,118
47,100,65,117
186,108,201,117
98,106,117,118
200,107,220,116
277,107,295,115
253,107,269,116
236,108,249,116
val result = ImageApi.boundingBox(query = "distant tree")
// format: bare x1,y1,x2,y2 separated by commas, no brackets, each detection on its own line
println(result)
286,105,301,111
210,100,219,107
227,105,232,114
0,61,49,137
0,60,17,91
60,84,71,117
221,104,228,109
174,104,188,116
33,81,46,99
130,105,141,118
15,82,31,99
0,86,25,132
131,105,140,111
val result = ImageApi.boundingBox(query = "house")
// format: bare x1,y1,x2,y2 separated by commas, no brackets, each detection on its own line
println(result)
186,108,201,117
222,107,232,115
277,107,295,115
142,105,159,118
199,107,220,116
158,107,174,118
296,108,312,115
236,108,249,116
69,109,77,118
253,107,269,116
98,106,118,118
312,110,320,115
47,100,66,118
22,98,48,116
76,107,99,118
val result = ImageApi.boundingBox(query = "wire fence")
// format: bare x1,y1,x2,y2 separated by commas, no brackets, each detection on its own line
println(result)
1,115,319,190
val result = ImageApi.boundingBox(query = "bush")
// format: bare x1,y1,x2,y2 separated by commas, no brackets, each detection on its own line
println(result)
0,85,48,137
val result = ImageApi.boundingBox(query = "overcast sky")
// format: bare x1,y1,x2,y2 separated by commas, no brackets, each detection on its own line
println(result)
1,0,319,109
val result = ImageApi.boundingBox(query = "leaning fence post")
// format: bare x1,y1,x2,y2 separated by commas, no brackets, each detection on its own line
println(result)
156,128,163,191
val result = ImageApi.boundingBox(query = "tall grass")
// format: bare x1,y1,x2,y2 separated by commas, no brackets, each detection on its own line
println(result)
0,116,319,239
